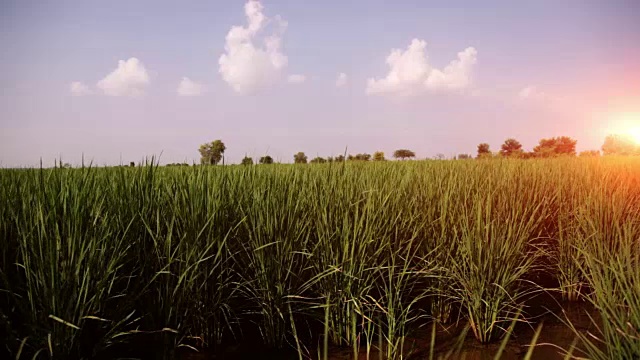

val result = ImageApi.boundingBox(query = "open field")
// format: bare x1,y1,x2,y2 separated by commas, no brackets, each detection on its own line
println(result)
1,158,639,359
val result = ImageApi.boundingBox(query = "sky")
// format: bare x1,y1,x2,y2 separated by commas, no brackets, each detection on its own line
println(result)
1,0,639,166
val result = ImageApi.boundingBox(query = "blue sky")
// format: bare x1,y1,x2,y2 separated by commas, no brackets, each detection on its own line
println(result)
1,0,639,166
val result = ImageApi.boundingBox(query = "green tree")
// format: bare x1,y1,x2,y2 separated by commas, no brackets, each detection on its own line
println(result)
293,152,308,164
199,139,226,165
393,149,416,160
602,134,638,155
477,143,491,158
310,157,327,164
335,155,345,162
373,151,385,161
499,138,523,157
259,155,274,164
241,156,254,165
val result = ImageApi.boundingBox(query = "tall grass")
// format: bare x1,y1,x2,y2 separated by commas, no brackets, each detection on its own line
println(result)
1,157,640,359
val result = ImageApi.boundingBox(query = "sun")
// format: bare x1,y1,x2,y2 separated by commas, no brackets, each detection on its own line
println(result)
607,112,640,144
629,126,640,144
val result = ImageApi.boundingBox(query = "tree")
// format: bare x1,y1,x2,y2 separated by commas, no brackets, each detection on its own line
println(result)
350,153,371,161
373,151,385,161
241,156,253,165
259,155,274,164
434,153,445,160
533,136,577,157
199,139,226,165
499,138,523,157
579,150,600,157
602,134,638,156
293,152,308,164
129,161,135,167
393,149,416,160
457,154,472,160
335,155,345,162
477,143,491,158
310,157,327,164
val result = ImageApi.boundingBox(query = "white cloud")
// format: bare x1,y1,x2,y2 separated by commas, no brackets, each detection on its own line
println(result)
70,81,92,96
219,1,288,94
96,57,150,97
518,86,546,100
177,77,205,96
336,73,347,87
287,74,306,84
366,39,477,96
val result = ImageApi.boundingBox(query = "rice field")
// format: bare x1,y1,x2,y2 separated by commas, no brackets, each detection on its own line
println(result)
1,157,639,359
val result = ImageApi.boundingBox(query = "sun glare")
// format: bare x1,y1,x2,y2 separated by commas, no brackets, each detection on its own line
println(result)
608,112,640,144
629,126,640,144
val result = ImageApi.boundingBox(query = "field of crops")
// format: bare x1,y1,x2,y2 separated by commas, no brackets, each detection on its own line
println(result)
1,158,639,359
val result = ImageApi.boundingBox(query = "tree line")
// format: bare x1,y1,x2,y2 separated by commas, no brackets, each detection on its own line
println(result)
196,134,640,166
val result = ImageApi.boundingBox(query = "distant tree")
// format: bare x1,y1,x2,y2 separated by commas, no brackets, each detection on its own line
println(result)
241,156,254,165
199,139,226,165
129,161,135,167
579,150,600,157
555,136,578,155
373,151,385,161
477,143,491,158
393,149,416,160
499,138,523,157
602,134,638,155
294,152,308,164
533,136,577,157
434,153,446,160
310,157,327,164
353,153,371,161
457,154,472,160
259,155,274,164
335,155,345,162
347,154,355,161
326,156,334,163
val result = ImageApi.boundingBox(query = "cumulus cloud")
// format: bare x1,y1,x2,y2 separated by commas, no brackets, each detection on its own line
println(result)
518,86,546,100
287,74,306,84
70,81,92,96
366,39,477,96
336,73,347,87
219,0,288,94
177,77,205,96
96,57,150,97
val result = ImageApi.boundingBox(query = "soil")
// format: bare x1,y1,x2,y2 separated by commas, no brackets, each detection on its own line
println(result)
180,291,600,360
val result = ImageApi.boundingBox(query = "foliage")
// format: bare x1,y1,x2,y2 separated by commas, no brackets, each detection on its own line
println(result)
2,158,640,359
347,153,371,161
293,152,307,164
241,156,253,165
373,151,385,161
532,136,577,157
602,134,639,155
199,139,226,165
477,143,491,158
259,155,274,164
393,149,416,160
310,157,326,164
457,154,472,160
499,138,523,157
579,150,600,157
